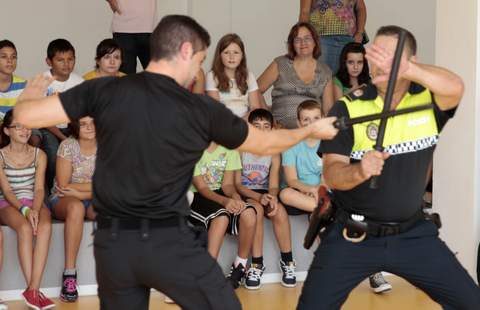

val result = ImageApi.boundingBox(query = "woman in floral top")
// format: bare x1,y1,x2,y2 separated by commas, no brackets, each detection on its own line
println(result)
48,116,97,303
299,0,367,74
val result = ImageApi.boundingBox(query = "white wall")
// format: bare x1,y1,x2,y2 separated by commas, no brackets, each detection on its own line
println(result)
435,0,480,281
2,1,437,80
365,0,436,64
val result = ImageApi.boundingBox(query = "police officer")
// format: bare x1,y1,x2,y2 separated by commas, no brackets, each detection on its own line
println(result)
14,15,338,310
298,25,480,310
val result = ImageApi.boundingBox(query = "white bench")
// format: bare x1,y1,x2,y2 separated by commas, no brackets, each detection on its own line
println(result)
0,216,314,301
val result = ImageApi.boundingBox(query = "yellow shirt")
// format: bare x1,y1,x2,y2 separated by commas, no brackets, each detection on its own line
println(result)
82,70,126,81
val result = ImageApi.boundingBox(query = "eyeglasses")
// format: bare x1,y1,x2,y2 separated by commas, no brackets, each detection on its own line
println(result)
293,36,313,45
7,124,28,131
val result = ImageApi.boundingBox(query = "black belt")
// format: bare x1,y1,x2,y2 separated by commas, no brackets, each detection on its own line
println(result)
335,208,424,237
96,216,183,231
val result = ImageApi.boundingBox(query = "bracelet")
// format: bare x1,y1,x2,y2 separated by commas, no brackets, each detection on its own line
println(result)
19,206,31,217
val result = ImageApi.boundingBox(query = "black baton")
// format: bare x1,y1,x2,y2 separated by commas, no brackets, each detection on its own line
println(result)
334,103,433,130
370,30,407,189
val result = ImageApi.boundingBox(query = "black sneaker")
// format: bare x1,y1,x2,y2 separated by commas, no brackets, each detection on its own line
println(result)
279,260,296,287
60,272,78,302
244,263,266,290
369,272,392,294
227,263,246,289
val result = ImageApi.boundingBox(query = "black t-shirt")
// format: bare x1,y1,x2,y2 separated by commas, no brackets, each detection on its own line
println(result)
59,72,248,219
320,83,454,222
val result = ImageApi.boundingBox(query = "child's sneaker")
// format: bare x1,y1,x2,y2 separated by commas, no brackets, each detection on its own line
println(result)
39,291,55,309
244,263,266,290
22,289,42,310
227,263,246,289
0,298,8,310
60,272,78,302
279,260,297,287
369,272,392,294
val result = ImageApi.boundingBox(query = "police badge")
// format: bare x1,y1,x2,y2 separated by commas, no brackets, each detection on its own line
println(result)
366,123,378,141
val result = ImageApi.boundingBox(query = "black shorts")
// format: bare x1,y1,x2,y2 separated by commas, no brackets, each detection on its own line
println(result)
189,190,255,236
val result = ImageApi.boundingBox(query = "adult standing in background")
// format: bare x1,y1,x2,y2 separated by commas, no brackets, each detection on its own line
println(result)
106,0,156,74
299,0,367,75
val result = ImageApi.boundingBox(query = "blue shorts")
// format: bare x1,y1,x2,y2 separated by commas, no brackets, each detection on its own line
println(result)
48,195,92,211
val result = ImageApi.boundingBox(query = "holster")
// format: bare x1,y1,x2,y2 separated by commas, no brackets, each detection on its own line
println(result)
303,186,335,249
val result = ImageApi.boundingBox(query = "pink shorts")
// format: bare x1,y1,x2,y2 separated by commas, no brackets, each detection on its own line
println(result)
0,198,33,209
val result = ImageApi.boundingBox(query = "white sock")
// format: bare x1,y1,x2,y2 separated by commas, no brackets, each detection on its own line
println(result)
234,256,248,268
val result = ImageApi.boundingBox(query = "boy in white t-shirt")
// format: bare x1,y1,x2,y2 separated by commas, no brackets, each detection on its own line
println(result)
42,39,84,191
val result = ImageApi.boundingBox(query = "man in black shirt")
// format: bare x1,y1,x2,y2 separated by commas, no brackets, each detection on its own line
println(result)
15,15,338,310
297,26,480,309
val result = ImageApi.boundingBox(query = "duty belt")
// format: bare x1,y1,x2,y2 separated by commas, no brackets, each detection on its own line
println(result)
335,208,425,240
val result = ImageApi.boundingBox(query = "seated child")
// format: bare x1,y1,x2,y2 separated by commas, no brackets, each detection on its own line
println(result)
234,108,297,289
189,142,257,289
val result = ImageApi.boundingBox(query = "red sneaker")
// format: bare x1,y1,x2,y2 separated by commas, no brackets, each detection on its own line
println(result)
22,289,42,310
39,290,55,309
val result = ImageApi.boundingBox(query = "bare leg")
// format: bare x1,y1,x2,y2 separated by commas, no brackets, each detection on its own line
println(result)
0,207,33,287
207,215,229,259
54,197,86,270
29,207,52,290
237,208,256,259
269,203,292,253
279,188,316,212
248,201,264,258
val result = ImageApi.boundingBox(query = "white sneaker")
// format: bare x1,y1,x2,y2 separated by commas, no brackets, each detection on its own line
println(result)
369,273,392,293
0,299,7,310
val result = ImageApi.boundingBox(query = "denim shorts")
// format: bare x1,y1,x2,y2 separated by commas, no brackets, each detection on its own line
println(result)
48,195,92,211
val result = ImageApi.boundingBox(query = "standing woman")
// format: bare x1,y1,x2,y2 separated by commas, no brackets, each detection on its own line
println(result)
206,33,265,118
0,110,54,309
83,39,126,80
257,22,334,128
48,116,97,303
333,42,370,100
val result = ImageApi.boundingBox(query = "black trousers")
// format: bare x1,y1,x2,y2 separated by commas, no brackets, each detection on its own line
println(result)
113,32,150,74
298,220,480,310
93,219,241,310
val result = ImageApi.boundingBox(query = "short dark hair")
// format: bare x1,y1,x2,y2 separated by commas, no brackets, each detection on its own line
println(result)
248,109,274,126
95,39,122,69
297,100,322,120
47,38,75,60
287,22,321,60
336,42,371,87
150,15,210,61
376,25,417,56
0,40,16,51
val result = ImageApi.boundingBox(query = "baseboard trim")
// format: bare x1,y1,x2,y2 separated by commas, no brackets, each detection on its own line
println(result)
0,284,98,301
0,272,392,301
0,272,308,301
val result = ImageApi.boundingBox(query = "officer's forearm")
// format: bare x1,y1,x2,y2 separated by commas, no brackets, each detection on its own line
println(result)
403,62,464,111
323,161,367,190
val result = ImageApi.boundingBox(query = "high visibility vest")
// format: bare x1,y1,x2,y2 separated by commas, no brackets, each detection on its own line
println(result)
340,84,439,160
